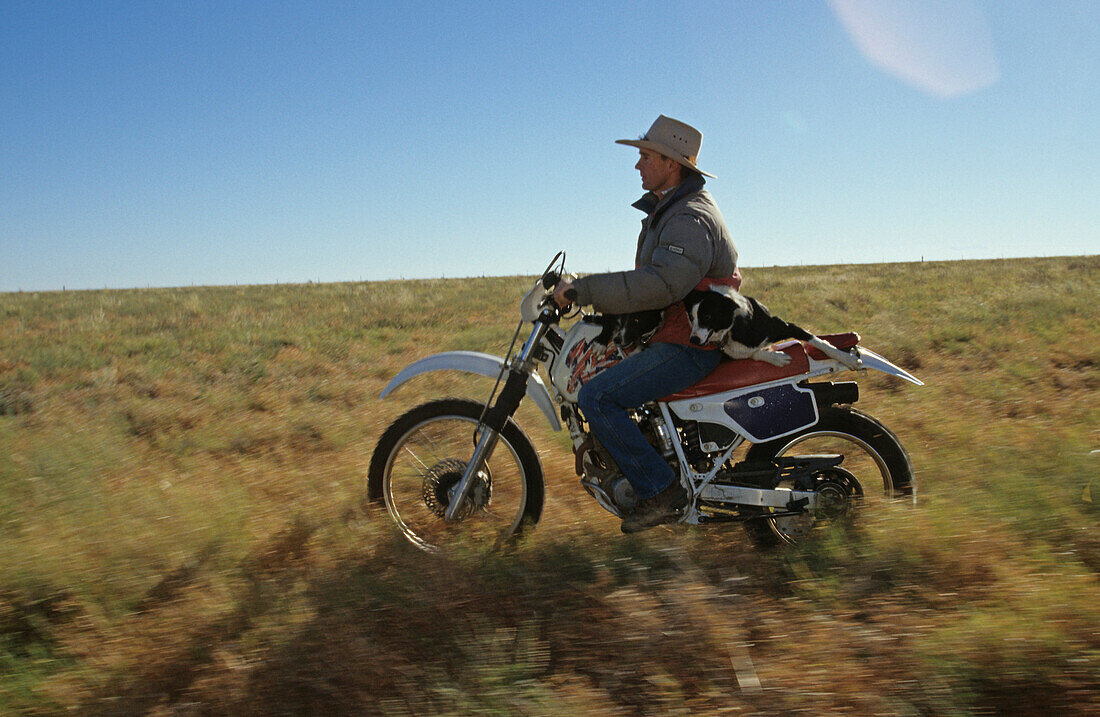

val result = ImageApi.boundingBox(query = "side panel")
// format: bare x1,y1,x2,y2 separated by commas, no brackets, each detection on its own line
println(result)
549,322,634,402
379,350,561,431
667,381,819,443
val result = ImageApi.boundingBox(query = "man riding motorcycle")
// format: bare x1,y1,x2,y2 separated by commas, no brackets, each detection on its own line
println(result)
553,115,742,533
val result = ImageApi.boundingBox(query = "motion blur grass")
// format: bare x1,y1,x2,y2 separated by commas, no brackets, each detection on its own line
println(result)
1,257,1097,714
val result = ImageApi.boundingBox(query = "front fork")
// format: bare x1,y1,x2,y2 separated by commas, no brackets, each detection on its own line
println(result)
444,317,551,521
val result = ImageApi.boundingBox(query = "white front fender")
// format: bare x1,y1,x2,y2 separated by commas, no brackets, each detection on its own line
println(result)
379,350,562,431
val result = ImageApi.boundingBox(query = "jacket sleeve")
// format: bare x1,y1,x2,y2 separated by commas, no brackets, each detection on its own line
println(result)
573,213,714,314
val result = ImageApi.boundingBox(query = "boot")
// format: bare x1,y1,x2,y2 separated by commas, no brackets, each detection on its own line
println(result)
620,480,689,534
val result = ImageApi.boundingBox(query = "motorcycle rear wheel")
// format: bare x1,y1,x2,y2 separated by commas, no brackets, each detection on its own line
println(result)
367,398,544,552
741,406,915,547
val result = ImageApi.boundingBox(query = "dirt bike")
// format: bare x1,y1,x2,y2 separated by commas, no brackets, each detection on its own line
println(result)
368,254,922,551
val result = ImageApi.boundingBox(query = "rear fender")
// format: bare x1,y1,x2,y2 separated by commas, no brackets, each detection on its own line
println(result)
379,350,562,431
856,347,924,386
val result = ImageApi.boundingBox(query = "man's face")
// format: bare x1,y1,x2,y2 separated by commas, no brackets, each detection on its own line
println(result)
635,150,680,194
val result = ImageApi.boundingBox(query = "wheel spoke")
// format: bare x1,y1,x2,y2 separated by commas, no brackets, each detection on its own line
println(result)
743,406,914,546
401,444,432,472
368,399,540,552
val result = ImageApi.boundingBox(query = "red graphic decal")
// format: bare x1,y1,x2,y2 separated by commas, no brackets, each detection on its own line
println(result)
565,339,626,394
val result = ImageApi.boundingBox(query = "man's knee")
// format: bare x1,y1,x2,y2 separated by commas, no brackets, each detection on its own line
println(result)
578,378,620,418
577,381,599,415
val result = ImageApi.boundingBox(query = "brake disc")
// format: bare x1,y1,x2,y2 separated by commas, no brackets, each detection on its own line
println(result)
422,459,492,520
811,466,863,520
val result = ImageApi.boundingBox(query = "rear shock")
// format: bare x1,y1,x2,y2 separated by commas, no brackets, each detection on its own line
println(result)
637,405,676,461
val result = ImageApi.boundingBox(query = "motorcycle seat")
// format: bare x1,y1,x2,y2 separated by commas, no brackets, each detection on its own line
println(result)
661,332,861,401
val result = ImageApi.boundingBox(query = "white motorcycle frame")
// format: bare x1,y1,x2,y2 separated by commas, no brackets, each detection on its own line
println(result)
376,335,921,440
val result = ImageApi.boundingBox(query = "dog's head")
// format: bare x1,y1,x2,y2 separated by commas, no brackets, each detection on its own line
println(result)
684,286,753,346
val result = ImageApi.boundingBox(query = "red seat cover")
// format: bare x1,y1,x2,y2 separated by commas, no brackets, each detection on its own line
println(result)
661,332,860,401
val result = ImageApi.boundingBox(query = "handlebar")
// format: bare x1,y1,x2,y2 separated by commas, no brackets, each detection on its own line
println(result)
520,254,576,322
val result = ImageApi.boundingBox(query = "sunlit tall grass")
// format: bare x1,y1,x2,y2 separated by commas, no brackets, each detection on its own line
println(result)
2,257,1097,714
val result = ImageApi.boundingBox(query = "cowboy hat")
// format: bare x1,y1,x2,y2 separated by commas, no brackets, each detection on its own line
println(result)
616,114,715,178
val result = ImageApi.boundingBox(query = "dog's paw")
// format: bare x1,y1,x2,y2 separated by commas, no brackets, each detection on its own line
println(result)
810,338,864,370
753,348,792,366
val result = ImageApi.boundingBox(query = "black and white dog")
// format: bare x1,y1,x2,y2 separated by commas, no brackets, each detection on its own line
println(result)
683,285,862,369
583,308,665,350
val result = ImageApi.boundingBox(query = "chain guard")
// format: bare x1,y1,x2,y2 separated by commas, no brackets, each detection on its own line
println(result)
699,460,862,523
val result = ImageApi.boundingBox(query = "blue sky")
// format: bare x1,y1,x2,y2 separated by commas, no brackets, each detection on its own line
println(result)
2,0,1096,292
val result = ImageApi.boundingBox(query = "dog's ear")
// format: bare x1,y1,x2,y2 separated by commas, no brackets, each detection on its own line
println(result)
683,290,707,308
705,291,736,326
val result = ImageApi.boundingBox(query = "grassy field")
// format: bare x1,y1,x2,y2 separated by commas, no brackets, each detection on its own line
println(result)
1,256,1098,715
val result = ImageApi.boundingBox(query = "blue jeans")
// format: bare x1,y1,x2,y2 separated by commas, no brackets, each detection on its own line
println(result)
577,342,722,500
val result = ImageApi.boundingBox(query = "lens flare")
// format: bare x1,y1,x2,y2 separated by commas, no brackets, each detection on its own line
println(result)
828,0,1000,98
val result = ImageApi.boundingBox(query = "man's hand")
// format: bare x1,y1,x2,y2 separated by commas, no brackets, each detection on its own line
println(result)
553,281,578,308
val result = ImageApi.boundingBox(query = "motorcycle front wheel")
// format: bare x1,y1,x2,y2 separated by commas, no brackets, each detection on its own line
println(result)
367,398,544,552
741,405,915,547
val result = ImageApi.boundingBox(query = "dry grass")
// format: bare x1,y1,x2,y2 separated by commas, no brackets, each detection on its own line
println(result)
1,257,1098,715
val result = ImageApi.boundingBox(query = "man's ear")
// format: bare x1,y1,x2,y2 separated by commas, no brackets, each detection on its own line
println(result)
666,157,684,183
